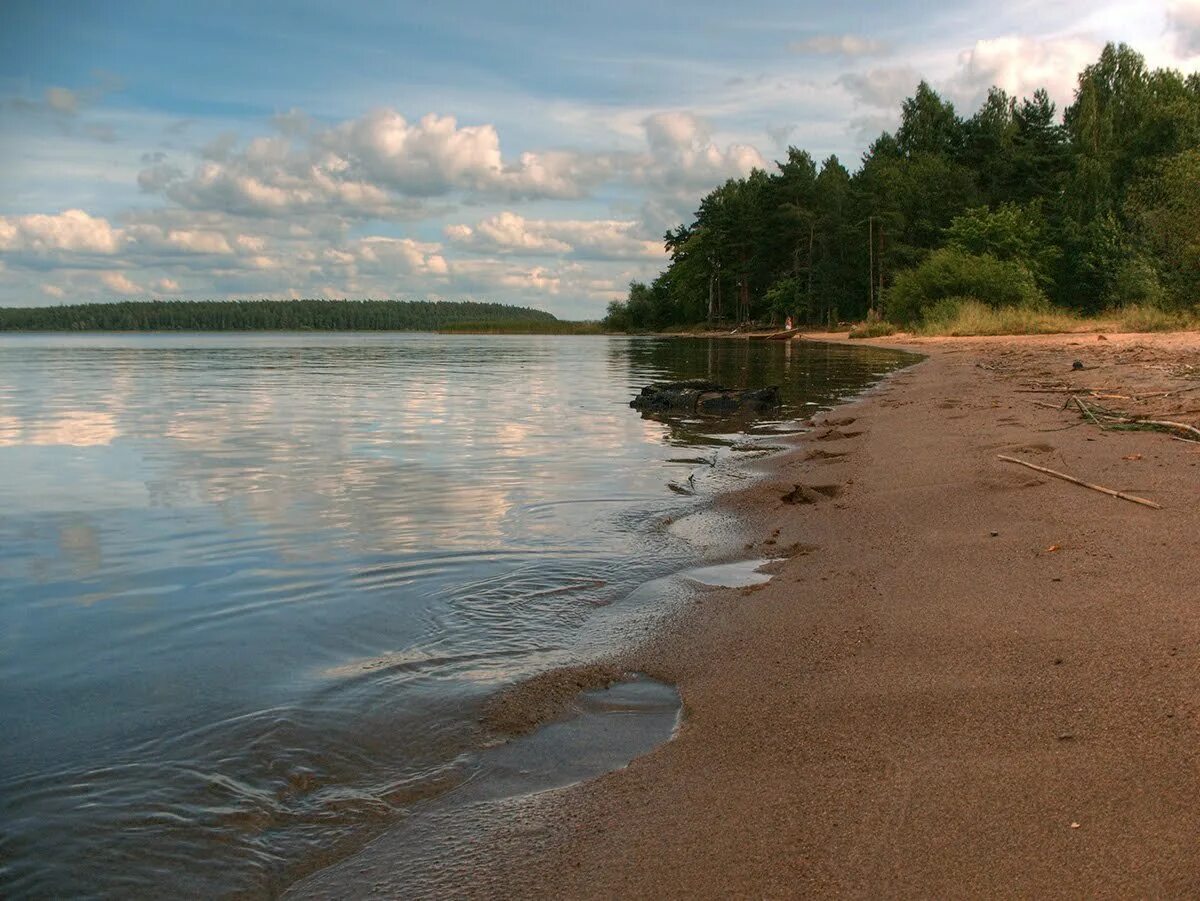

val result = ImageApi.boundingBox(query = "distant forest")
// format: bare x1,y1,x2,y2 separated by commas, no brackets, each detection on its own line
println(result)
0,299,558,331
603,43,1200,331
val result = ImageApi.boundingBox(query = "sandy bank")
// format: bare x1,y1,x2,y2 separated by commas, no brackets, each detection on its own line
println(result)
293,330,1200,899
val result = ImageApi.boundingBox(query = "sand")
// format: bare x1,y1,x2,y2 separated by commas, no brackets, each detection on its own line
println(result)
292,331,1200,899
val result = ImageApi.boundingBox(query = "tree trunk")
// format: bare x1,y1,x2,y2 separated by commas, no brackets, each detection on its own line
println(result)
877,225,885,312
807,224,815,322
867,216,874,317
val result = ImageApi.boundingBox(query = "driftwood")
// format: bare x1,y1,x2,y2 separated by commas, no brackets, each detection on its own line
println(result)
1070,394,1200,442
997,454,1162,509
1137,419,1200,440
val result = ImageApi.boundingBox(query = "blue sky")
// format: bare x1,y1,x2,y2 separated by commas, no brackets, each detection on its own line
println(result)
1,0,1197,316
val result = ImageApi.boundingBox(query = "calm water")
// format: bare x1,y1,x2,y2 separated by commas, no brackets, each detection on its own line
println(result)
0,334,915,897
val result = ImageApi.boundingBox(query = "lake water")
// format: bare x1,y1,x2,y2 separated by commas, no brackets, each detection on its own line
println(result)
0,333,916,897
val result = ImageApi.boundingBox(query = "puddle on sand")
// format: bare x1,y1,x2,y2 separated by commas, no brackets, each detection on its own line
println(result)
466,675,680,803
679,558,781,588
285,676,680,898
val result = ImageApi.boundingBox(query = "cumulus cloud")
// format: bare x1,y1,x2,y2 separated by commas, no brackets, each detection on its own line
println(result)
99,271,141,294
789,35,887,57
153,152,397,218
0,209,122,254
0,209,300,283
322,109,615,200
446,212,662,260
340,236,449,278
1168,0,1200,56
948,36,1099,111
833,35,1102,130
637,111,765,188
136,109,618,219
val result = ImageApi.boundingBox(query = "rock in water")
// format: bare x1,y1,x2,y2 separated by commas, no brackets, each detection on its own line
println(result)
630,380,782,415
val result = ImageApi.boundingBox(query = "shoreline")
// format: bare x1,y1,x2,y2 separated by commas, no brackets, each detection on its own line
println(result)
294,330,1200,898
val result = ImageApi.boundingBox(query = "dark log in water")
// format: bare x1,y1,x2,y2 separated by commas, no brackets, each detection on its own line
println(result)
630,380,782,416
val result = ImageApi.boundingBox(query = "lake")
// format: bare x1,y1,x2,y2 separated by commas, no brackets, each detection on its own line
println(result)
0,333,916,897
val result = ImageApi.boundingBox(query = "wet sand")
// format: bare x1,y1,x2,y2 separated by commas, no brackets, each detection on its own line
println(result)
293,331,1200,899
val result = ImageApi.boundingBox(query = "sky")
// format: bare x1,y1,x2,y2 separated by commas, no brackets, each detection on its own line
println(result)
0,1,1198,317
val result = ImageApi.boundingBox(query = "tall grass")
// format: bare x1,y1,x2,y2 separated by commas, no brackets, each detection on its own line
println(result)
848,320,897,339
1113,304,1196,333
915,297,1084,336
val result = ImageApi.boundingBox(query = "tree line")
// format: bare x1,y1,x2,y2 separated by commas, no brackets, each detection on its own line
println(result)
0,299,559,331
603,43,1200,331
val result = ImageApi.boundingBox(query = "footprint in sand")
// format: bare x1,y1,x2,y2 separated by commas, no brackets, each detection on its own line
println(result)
804,448,849,462
781,483,844,505
814,428,864,442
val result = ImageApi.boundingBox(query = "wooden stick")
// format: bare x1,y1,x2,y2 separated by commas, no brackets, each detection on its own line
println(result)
997,455,1162,509
1074,395,1103,428
1137,419,1200,441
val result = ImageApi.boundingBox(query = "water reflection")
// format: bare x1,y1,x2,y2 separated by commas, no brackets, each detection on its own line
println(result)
0,410,119,446
0,333,916,898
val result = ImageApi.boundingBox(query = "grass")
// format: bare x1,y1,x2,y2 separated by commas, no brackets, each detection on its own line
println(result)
1113,304,1196,333
915,299,1084,336
848,319,898,339
438,320,604,335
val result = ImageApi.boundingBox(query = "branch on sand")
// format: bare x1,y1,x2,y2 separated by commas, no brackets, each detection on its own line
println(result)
997,455,1163,509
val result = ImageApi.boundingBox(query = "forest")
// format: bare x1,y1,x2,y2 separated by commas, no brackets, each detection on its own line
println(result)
603,43,1200,332
0,299,558,331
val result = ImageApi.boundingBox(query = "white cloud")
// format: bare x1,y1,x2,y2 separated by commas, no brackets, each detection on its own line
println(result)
0,209,122,254
158,156,396,217
40,283,65,297
789,35,887,57
138,109,617,218
949,36,1100,111
324,109,613,200
635,111,766,193
164,229,234,254
155,277,181,293
445,212,662,260
99,271,141,294
1168,0,1200,56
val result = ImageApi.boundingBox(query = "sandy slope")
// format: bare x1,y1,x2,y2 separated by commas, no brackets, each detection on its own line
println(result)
293,331,1200,899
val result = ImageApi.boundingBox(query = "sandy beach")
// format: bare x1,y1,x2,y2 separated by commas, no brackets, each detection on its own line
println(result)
293,331,1200,899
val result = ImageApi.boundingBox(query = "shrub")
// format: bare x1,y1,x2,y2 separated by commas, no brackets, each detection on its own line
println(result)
886,248,1046,325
